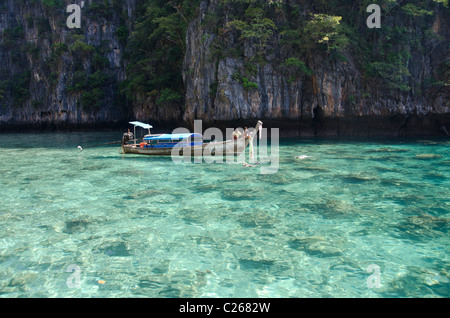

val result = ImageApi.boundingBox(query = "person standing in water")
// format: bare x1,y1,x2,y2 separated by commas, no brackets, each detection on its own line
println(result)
243,127,249,139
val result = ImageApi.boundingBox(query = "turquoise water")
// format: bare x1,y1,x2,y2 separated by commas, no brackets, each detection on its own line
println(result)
0,132,448,298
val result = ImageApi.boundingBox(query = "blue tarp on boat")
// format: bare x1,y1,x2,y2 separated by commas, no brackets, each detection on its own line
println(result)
144,133,202,141
143,142,202,148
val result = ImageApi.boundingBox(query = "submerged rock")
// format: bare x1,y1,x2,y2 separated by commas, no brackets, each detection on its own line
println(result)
239,259,276,271
134,269,210,298
395,214,449,241
96,241,132,257
63,217,91,234
5,272,38,294
381,266,450,298
289,236,343,258
341,174,377,184
237,212,277,229
304,199,356,219
221,187,264,201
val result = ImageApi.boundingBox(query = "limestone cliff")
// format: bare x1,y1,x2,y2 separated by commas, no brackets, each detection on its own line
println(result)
0,0,136,130
0,0,449,136
182,0,450,136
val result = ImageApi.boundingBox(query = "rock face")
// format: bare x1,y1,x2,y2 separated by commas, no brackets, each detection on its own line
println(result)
181,0,450,136
0,0,449,136
0,0,136,130
183,0,306,125
182,7,217,126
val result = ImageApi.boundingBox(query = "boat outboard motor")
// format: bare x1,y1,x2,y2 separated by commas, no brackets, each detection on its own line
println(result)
122,131,134,146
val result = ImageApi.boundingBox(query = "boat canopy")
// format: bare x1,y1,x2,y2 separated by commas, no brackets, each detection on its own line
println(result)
129,121,153,129
144,133,202,141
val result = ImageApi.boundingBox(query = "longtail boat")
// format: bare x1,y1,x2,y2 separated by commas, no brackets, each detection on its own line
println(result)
120,120,263,156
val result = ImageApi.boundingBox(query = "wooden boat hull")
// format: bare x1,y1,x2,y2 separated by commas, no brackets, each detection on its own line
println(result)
121,138,248,156
120,120,262,157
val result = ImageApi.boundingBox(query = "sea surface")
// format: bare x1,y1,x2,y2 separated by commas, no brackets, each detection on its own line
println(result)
0,132,448,298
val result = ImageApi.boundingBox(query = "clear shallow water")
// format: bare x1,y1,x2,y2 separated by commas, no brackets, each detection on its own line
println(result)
0,132,448,298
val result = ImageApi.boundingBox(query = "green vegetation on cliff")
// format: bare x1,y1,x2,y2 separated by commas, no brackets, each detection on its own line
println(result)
122,0,200,107
0,0,448,118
